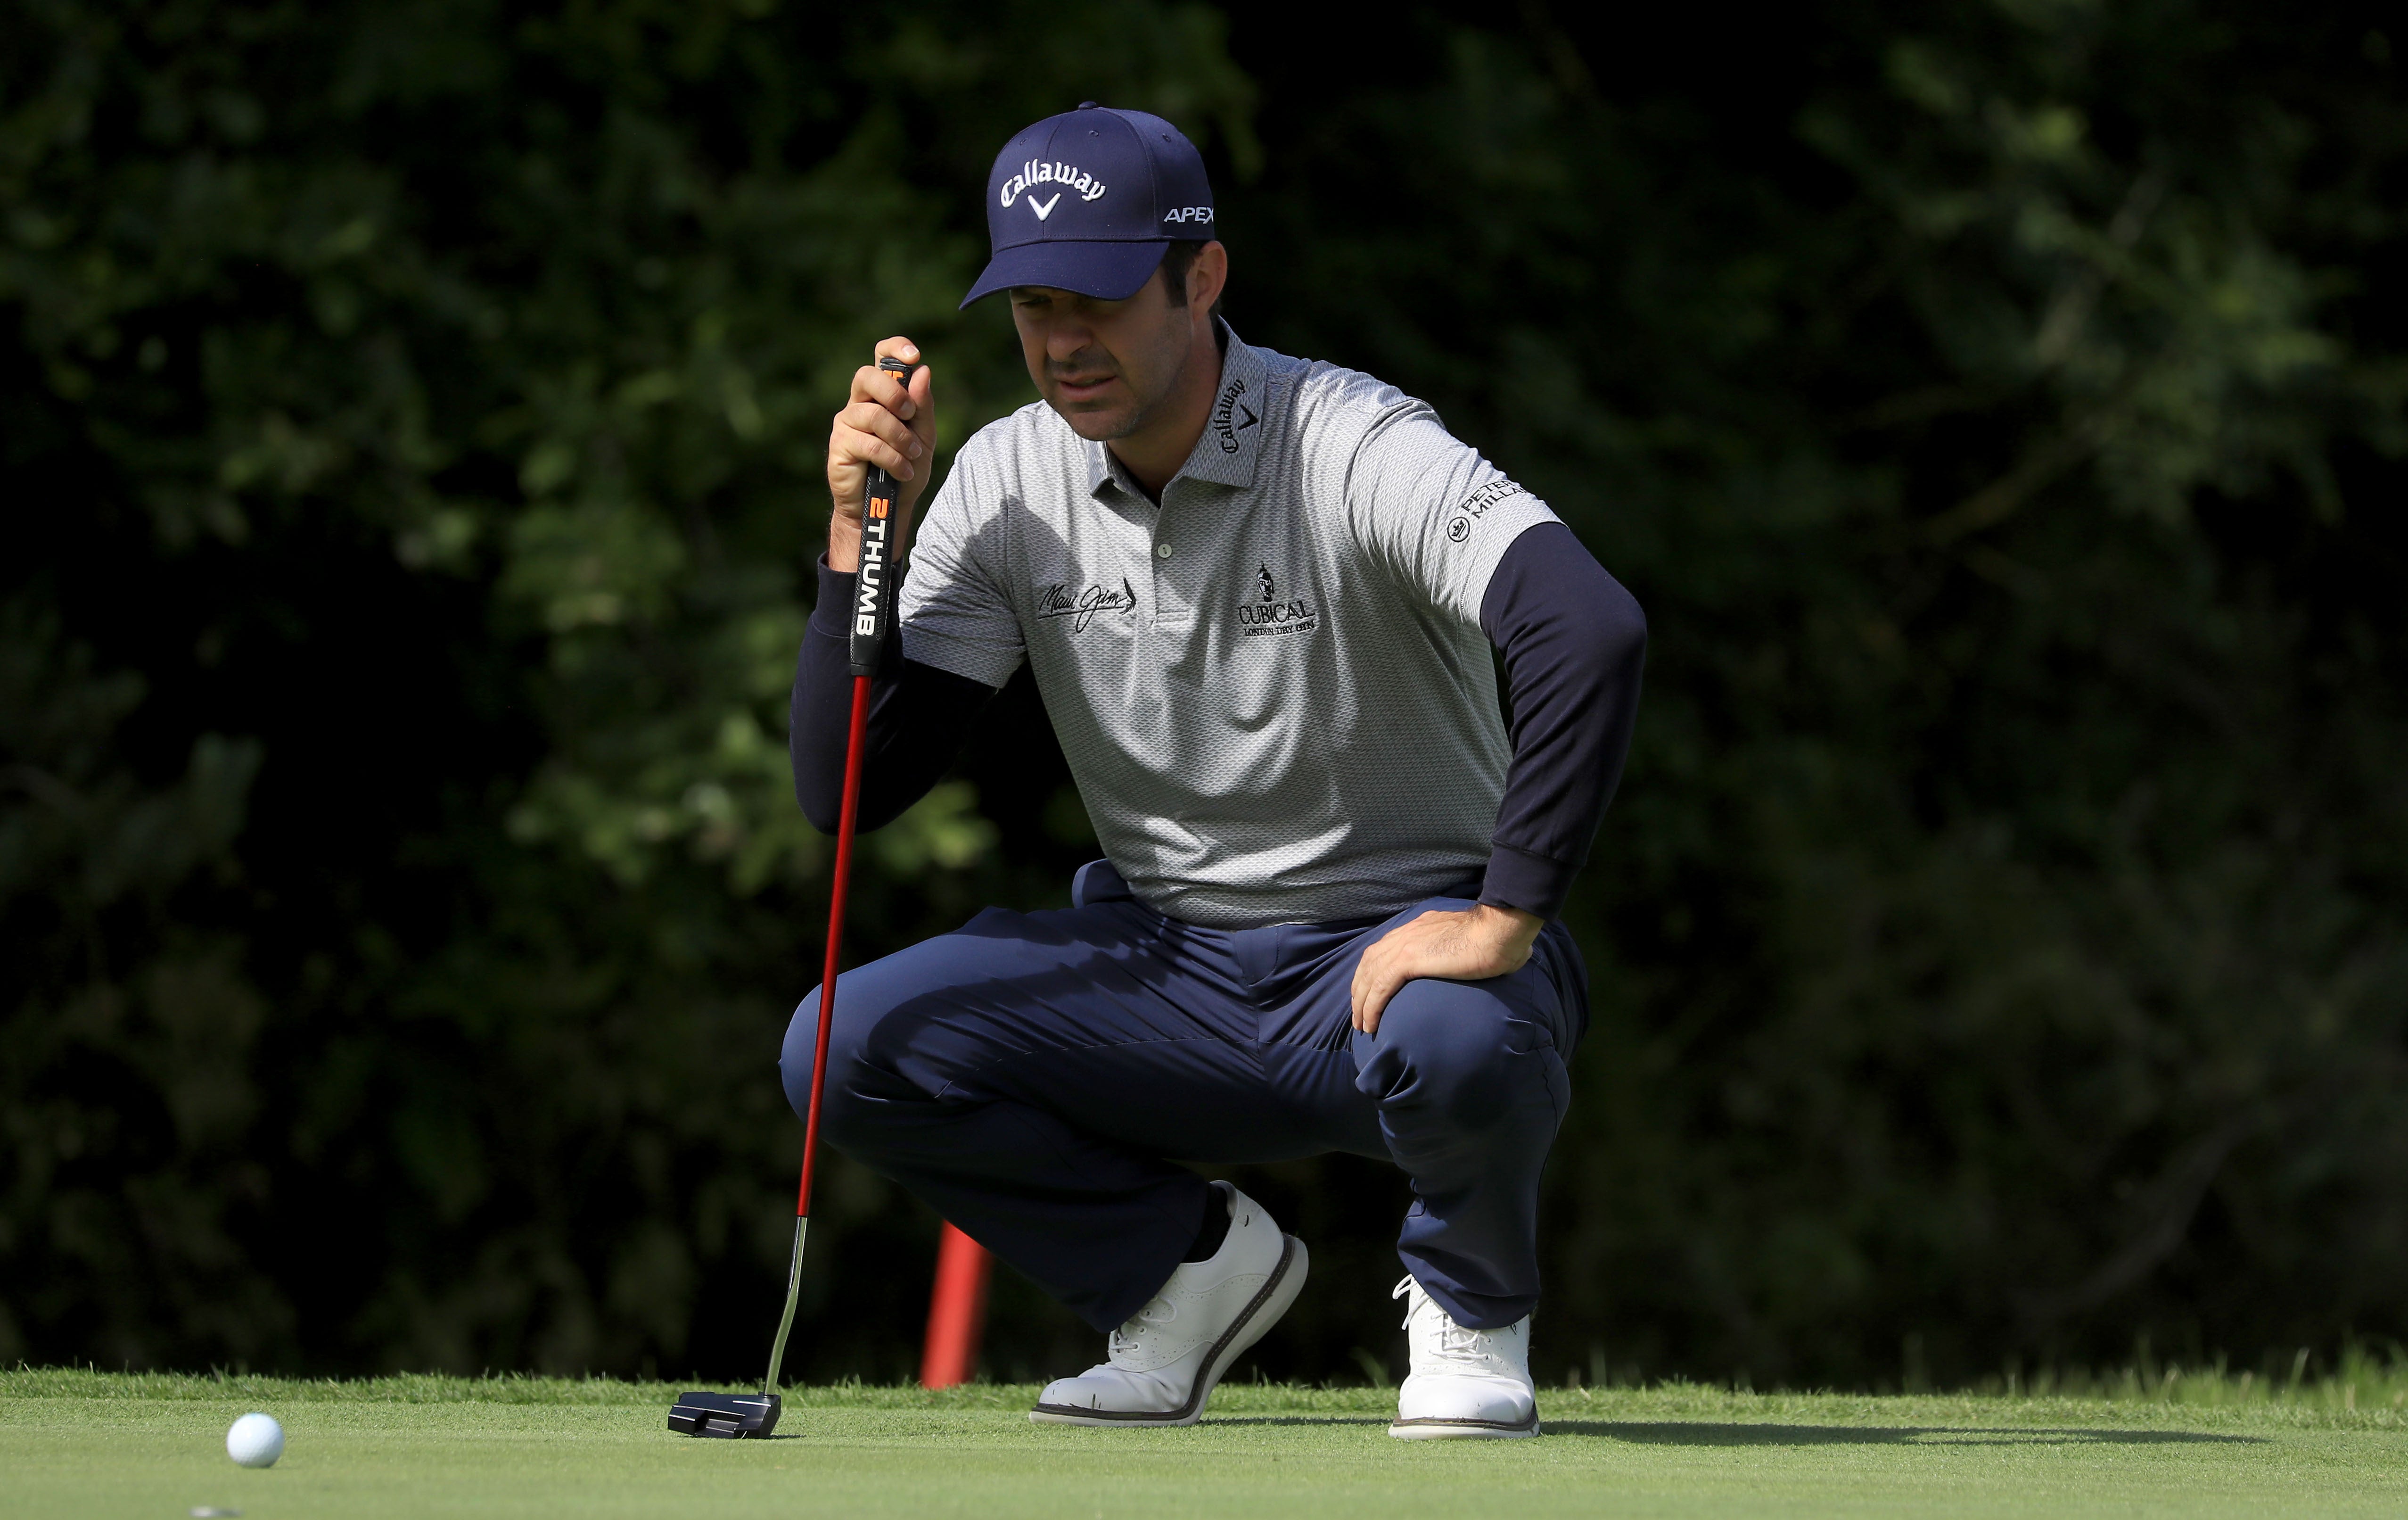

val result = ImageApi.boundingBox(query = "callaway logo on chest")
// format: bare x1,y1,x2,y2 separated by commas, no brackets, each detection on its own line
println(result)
999,160,1108,222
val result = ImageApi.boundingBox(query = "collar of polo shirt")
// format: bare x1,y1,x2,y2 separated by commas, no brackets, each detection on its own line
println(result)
1085,321,1270,503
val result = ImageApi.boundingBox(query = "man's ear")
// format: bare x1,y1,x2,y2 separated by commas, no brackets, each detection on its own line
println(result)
1189,241,1229,314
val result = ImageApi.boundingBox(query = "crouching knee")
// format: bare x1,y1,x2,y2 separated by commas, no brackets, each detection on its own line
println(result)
1356,981,1567,1131
779,980,881,1148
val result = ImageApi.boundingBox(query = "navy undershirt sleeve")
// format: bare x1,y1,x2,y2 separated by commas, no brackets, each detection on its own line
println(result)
791,557,998,833
1476,522,1648,919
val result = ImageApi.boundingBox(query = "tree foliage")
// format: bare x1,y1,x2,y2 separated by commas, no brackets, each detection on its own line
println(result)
3,0,2402,1386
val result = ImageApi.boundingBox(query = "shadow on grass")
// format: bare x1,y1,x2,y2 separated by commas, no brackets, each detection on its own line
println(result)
1213,1416,1391,1427
1554,1423,2265,1447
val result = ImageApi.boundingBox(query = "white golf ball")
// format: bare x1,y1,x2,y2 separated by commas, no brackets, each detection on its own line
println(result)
226,1412,284,1468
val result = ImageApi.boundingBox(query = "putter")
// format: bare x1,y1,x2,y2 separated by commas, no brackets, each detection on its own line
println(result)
671,355,917,1439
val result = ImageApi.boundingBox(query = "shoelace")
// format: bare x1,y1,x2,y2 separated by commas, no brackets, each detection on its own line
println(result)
1108,1293,1180,1359
1393,1275,1507,1371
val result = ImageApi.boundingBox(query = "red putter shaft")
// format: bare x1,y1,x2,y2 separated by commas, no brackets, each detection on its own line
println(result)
797,671,870,1221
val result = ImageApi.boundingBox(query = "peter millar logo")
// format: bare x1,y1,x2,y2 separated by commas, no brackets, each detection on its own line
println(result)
1211,377,1258,454
1237,563,1318,639
1036,577,1138,633
1447,477,1526,544
1000,160,1109,221
1458,479,1527,518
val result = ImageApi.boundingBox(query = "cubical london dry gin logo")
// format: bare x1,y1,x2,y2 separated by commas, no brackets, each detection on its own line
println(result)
1237,563,1318,639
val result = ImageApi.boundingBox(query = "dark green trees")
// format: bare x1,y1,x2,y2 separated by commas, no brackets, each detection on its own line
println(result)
3,0,2401,1386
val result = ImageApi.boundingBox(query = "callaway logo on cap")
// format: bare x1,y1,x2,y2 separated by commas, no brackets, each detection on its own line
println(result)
960,102,1216,308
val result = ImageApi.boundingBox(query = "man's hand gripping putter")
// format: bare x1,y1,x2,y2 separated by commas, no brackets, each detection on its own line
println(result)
851,355,916,674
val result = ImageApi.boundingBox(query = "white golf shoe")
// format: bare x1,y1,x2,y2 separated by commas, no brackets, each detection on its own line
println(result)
1388,1273,1540,1438
1029,1181,1307,1427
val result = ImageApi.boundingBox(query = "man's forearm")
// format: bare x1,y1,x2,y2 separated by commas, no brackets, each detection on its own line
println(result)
791,557,996,831
826,505,905,575
826,511,862,573
1476,522,1649,918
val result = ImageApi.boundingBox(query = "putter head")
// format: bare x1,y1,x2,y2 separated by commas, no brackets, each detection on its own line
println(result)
667,1390,782,1438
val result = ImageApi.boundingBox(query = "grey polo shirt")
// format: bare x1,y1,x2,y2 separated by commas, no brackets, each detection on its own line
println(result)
898,327,1561,928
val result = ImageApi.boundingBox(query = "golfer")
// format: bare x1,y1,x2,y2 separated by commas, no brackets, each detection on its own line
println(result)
788,103,1645,1438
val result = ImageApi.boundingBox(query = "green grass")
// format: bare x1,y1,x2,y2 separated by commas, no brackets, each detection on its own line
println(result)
6,1366,2405,1520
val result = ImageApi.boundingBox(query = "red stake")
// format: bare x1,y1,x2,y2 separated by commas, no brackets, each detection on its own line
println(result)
920,1223,994,1388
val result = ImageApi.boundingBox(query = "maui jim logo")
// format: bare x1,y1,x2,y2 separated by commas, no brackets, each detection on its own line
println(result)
1210,377,1258,454
1035,577,1138,633
1000,161,1109,222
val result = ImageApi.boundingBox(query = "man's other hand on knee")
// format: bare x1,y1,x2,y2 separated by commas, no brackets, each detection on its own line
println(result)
1351,904,1544,1034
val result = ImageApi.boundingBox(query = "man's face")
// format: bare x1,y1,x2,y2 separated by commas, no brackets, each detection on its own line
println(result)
1009,268,1199,441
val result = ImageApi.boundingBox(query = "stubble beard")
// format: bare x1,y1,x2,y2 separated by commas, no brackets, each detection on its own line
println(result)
1048,352,1166,442
1057,384,1160,442
1048,312,1192,443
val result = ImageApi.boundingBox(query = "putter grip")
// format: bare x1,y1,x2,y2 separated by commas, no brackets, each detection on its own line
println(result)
851,356,918,677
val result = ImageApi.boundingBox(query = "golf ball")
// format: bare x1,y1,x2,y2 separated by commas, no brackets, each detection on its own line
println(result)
226,1412,284,1468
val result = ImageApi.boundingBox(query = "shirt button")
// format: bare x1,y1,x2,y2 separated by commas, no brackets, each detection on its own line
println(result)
1154,542,1173,560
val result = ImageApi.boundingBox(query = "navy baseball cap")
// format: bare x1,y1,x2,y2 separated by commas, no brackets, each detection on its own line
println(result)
960,102,1216,308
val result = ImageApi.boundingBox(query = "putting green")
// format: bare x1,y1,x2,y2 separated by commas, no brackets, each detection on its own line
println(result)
5,1370,2403,1520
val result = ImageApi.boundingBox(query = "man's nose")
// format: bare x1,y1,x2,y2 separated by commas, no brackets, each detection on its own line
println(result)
1047,325,1095,363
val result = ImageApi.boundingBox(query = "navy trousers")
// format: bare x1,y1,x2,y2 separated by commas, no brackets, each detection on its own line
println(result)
780,861,1587,1333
